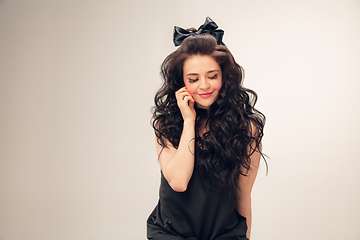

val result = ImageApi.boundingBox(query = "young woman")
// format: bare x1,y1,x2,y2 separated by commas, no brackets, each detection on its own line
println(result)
147,17,265,240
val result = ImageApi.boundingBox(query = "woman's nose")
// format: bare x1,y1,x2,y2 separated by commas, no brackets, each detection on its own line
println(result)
199,78,210,89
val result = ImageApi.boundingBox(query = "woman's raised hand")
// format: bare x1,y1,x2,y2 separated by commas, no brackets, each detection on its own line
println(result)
175,87,196,122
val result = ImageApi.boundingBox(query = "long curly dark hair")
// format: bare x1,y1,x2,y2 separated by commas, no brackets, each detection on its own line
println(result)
152,31,266,191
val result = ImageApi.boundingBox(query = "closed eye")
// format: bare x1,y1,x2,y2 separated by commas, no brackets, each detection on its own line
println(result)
209,74,218,79
189,78,198,83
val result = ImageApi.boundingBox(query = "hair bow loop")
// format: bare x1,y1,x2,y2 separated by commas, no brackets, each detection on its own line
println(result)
173,17,224,47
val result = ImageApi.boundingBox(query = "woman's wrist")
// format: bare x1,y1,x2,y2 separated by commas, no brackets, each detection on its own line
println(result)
183,119,195,126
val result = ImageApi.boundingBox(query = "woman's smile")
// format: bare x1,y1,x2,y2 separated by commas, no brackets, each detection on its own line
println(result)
198,91,213,98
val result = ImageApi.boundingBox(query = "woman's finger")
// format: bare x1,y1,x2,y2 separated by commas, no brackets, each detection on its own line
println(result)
175,87,187,96
177,91,192,102
179,95,191,105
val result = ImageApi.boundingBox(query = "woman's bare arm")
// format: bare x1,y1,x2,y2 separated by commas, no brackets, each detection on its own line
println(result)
236,124,261,239
156,87,196,192
156,121,195,192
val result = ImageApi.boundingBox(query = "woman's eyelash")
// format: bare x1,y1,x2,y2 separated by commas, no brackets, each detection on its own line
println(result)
188,74,218,82
209,74,218,79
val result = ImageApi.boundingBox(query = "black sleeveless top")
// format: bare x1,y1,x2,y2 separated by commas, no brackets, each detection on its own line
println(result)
147,147,248,240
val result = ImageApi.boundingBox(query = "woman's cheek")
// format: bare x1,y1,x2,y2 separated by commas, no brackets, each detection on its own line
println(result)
185,85,196,97
215,80,223,91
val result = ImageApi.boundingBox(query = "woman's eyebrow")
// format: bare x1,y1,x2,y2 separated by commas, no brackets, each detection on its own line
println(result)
186,70,219,77
185,73,199,77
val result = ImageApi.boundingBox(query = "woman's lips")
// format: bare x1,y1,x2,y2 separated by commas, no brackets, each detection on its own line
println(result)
198,92,213,98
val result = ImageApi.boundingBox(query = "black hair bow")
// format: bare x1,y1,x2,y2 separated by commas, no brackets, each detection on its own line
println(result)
173,17,224,47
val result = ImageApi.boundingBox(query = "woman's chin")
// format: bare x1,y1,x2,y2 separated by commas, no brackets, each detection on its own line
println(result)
195,102,211,110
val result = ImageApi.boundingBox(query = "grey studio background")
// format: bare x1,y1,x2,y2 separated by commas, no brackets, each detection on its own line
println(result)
1,0,360,240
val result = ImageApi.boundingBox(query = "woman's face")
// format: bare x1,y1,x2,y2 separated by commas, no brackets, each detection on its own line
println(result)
183,55,222,110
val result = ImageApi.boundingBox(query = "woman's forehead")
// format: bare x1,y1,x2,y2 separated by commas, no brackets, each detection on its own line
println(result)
183,55,221,75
